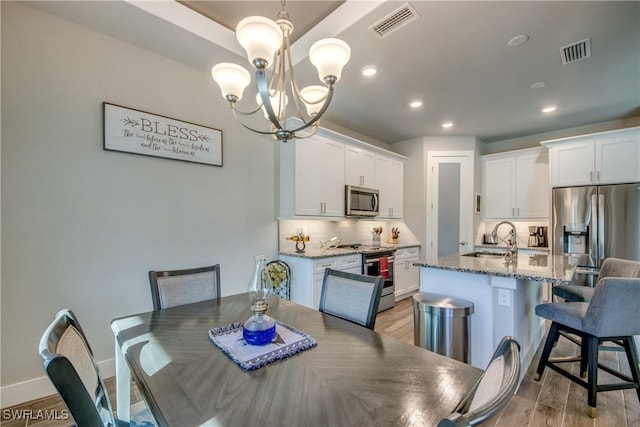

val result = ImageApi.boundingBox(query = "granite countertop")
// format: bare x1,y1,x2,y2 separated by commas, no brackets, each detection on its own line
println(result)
414,252,586,285
279,243,420,260
475,244,550,253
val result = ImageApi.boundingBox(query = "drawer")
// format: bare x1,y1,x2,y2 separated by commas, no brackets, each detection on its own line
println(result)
338,254,363,270
312,258,339,274
395,246,419,258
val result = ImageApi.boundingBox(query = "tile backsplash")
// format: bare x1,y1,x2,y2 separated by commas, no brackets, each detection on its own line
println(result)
278,219,420,252
476,220,550,248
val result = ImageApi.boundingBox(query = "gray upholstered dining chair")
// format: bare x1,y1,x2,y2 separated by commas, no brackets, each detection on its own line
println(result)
39,309,154,426
438,336,521,427
552,257,640,302
534,277,640,418
319,268,384,330
149,264,221,310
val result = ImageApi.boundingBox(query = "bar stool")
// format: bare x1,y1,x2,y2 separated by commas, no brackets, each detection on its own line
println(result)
534,277,640,417
552,257,640,303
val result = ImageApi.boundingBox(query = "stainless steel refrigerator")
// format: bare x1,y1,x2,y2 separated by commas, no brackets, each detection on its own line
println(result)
552,183,640,282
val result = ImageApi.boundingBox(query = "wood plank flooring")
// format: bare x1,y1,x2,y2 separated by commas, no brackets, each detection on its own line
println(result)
3,296,639,426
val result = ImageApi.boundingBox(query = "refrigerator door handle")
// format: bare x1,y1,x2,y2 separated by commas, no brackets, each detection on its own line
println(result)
598,193,605,264
591,193,598,264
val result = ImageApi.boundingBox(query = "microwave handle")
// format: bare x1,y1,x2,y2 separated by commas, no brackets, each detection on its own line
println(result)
372,193,379,211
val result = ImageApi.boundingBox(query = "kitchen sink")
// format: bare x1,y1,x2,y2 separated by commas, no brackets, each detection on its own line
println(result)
462,251,509,258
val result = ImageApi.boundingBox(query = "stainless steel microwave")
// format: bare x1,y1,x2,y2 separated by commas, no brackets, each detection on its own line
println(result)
345,185,379,217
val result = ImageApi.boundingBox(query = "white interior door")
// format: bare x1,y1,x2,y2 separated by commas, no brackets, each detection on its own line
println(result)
426,152,474,259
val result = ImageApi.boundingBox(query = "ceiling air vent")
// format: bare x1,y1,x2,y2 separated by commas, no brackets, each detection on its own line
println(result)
369,2,420,39
559,38,591,65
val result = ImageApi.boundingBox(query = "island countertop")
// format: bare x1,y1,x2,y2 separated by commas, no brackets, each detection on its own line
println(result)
414,252,585,285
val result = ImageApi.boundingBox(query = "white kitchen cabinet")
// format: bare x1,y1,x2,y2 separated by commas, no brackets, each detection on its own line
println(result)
280,253,363,310
394,246,419,300
542,127,640,187
376,155,404,219
280,134,345,217
345,146,376,187
279,120,407,220
482,147,549,219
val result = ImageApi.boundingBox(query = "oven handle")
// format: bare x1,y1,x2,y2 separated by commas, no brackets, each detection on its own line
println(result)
365,256,395,264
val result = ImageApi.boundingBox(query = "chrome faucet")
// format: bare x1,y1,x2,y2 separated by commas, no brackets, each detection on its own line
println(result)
491,221,518,262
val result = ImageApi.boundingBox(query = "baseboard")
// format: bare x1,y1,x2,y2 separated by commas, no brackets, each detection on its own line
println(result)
0,358,115,409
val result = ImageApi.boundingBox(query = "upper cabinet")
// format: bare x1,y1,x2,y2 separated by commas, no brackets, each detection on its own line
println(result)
345,146,376,187
482,147,549,219
541,127,640,187
279,123,406,220
376,155,404,219
280,134,345,218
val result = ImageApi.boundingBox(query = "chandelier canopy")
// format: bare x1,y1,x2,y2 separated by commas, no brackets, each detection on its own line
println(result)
211,1,351,142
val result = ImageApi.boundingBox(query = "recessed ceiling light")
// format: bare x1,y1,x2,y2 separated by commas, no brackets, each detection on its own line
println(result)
542,106,557,113
530,81,546,89
409,100,423,108
508,34,529,47
361,66,377,77
442,122,453,128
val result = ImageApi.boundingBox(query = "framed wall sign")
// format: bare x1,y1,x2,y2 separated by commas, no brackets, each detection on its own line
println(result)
103,102,223,166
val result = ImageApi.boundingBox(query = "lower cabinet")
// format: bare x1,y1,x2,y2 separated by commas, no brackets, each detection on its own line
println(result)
280,253,362,310
394,246,420,300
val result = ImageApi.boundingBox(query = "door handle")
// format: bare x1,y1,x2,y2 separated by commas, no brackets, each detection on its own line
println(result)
598,194,605,263
459,241,467,246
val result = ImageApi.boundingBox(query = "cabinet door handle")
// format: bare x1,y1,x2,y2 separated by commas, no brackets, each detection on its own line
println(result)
512,207,515,216
590,171,594,183
517,207,520,216
596,170,600,183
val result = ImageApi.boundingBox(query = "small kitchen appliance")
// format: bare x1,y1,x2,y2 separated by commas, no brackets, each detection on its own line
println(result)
527,226,548,247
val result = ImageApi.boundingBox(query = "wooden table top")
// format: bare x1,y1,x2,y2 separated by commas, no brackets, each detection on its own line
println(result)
112,293,482,427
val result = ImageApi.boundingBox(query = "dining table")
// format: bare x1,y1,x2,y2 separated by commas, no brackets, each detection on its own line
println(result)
111,293,483,426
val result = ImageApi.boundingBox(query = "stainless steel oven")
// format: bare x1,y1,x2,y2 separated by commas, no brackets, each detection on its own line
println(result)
363,248,396,312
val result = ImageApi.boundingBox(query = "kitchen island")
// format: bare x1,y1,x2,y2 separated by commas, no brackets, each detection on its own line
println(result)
415,252,581,371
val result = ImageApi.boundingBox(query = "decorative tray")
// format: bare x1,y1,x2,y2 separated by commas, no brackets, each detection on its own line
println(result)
208,321,317,370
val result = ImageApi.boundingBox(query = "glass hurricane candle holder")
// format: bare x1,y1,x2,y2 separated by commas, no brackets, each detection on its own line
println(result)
242,255,276,345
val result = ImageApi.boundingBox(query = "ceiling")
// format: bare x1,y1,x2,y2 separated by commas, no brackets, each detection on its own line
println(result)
27,1,640,144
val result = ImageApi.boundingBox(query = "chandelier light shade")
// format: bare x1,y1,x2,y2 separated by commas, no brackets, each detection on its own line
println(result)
308,38,351,83
256,91,288,119
236,16,283,68
300,85,329,116
211,1,351,142
211,63,251,101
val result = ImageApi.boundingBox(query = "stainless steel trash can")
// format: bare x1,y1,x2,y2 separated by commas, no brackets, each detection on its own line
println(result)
413,292,474,363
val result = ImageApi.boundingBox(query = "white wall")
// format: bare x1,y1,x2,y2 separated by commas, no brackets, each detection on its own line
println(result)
481,116,640,155
1,2,279,406
394,137,426,251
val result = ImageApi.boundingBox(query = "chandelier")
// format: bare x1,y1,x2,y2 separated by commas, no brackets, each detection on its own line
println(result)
211,1,351,142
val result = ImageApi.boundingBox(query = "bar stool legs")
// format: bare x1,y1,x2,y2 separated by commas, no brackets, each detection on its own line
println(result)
534,322,640,418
